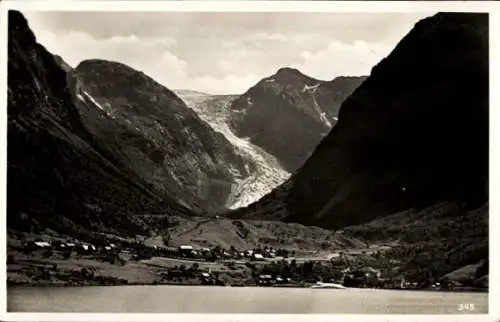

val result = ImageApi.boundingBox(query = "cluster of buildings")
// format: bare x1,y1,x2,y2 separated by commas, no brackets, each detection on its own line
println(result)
24,239,118,254
257,274,291,286
164,244,288,262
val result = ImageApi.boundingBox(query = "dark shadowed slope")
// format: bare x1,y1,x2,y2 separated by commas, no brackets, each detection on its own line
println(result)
7,10,194,237
229,13,488,231
287,12,488,229
343,202,488,285
70,60,250,212
229,68,366,172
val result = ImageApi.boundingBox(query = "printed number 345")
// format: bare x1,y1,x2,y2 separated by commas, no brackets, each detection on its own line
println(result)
458,304,475,311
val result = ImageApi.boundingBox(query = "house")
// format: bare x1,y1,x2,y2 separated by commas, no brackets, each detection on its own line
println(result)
33,241,51,248
343,267,381,287
258,275,274,286
363,267,382,279
24,240,51,251
103,244,117,252
80,244,97,252
252,253,264,261
179,245,194,257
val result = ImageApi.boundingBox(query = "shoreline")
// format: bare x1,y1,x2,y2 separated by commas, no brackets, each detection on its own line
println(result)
6,281,488,293
7,244,488,295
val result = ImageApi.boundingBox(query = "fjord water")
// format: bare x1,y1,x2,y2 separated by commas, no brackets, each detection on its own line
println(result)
8,286,488,314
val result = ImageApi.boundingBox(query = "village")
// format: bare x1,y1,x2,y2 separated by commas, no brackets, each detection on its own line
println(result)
6,236,464,291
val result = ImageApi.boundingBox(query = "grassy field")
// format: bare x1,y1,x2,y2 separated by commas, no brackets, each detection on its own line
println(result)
6,246,257,287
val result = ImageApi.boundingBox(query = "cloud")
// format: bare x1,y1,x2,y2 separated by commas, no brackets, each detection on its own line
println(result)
239,32,289,43
292,40,394,80
35,28,393,94
189,73,262,95
34,28,259,95
109,35,177,48
26,11,429,94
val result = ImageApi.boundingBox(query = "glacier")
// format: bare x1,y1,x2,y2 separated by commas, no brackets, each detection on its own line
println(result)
177,92,290,209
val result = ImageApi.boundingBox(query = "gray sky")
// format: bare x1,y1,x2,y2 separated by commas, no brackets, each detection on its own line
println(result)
22,11,434,94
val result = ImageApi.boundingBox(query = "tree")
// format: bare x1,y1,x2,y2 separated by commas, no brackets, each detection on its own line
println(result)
43,249,53,258
81,267,89,279
63,250,73,259
163,233,171,247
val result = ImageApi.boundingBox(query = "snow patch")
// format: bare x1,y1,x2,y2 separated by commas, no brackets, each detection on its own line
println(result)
309,93,332,128
319,112,332,128
83,91,105,111
76,93,84,102
302,83,320,93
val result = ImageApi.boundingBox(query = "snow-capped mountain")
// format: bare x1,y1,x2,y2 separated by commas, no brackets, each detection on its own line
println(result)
176,92,291,209
228,68,367,172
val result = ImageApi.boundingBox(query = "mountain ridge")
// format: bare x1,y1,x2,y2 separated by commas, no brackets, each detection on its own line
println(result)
69,58,252,212
7,10,195,237
229,67,367,172
228,12,489,231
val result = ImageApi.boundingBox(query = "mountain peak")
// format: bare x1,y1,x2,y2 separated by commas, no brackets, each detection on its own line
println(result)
275,67,305,77
77,59,135,73
8,10,36,48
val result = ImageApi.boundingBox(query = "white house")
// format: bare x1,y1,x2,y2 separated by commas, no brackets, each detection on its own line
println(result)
253,253,264,260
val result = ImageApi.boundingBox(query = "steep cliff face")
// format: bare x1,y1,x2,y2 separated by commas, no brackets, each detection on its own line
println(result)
7,10,193,236
229,68,366,172
71,59,250,212
229,13,489,230
287,12,488,229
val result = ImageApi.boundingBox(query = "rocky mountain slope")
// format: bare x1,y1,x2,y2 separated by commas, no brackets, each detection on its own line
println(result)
177,92,290,209
7,10,194,237
343,202,488,285
228,12,489,231
65,59,252,213
163,215,365,251
229,68,366,172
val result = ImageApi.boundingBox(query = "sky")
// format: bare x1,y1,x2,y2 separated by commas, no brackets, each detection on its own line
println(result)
22,11,434,95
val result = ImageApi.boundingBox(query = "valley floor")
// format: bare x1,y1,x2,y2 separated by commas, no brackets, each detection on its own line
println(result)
6,243,487,293
6,209,488,292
